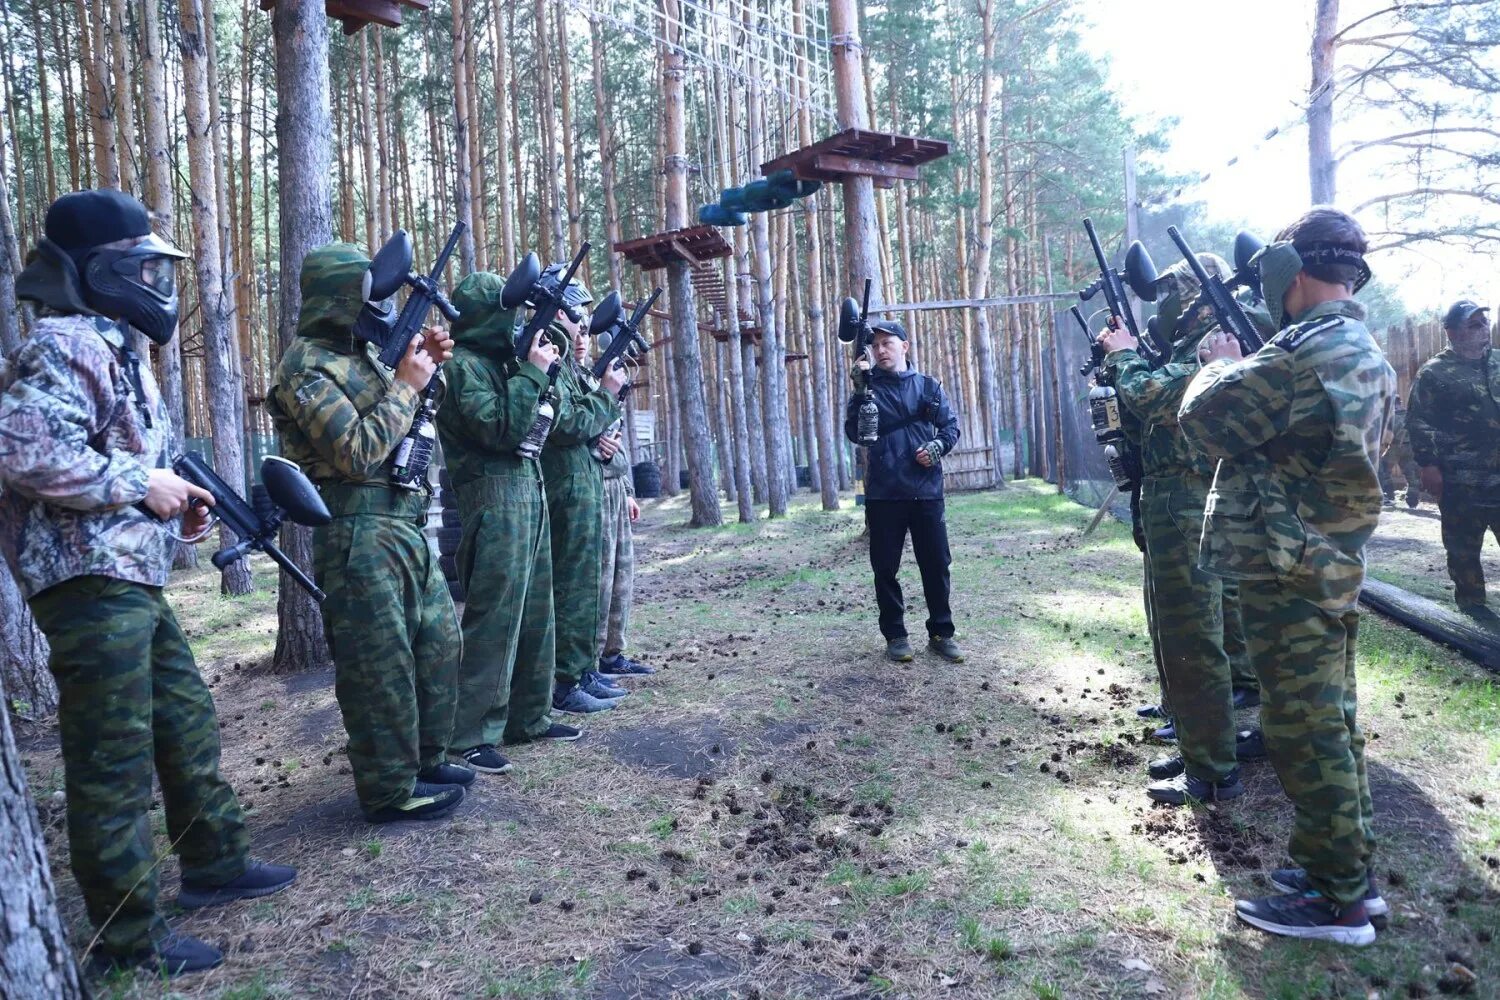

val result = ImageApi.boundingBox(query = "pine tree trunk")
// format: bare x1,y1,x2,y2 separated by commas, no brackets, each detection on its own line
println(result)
359,30,379,252
535,0,565,258
971,0,1004,487
450,0,477,272
660,0,721,526
107,0,136,193
1309,0,1339,204
492,5,516,271
77,0,118,188
270,0,332,673
556,6,582,263
0,668,84,997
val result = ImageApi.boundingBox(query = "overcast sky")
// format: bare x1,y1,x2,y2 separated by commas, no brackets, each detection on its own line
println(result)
1076,0,1497,314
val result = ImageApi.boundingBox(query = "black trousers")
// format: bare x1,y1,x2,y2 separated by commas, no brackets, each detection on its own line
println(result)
865,499,954,640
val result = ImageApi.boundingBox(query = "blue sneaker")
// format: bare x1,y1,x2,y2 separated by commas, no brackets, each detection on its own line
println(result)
554,681,622,714
598,652,656,676
1152,722,1177,742
583,669,627,700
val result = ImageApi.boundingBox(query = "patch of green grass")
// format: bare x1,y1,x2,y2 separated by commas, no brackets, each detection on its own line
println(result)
957,916,1014,964
362,838,382,860
880,872,931,896
345,886,374,910
646,813,677,839
768,919,815,943
219,972,283,1000
722,891,759,915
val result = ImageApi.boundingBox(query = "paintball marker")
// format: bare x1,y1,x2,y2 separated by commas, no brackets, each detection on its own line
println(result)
359,224,466,491
1070,306,1140,493
143,453,331,601
1080,218,1162,364
503,244,593,460
838,278,879,447
591,287,662,394
1165,226,1264,355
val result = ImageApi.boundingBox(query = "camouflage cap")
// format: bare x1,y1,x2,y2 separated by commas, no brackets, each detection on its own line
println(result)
449,271,518,352
298,243,371,343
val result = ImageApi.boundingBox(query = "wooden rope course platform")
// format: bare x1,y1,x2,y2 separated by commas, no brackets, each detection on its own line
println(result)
258,0,428,32
614,226,732,271
760,128,950,190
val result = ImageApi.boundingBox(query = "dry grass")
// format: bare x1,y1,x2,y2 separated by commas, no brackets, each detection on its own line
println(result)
17,483,1500,1000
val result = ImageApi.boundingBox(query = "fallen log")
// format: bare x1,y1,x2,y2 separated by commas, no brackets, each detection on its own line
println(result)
1359,578,1500,673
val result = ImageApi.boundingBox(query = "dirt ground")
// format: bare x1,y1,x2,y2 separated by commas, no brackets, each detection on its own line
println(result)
17,483,1500,1000
1365,497,1500,607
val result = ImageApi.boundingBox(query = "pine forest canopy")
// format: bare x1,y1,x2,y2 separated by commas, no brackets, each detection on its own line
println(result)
0,0,1488,504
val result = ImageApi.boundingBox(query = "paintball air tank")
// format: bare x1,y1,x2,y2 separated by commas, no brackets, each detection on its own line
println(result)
839,278,879,447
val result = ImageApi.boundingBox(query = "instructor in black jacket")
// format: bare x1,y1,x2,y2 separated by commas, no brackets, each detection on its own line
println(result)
846,320,964,663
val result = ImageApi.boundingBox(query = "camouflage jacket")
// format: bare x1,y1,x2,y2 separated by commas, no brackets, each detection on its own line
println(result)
539,357,622,487
432,271,549,489
265,244,423,491
1406,346,1500,497
574,359,633,492
0,314,173,598
1106,291,1275,481
1179,299,1395,613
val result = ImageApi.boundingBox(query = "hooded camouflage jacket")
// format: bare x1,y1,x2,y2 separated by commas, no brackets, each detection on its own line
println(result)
539,352,623,487
266,244,423,491
0,314,173,598
1179,299,1395,613
1405,346,1500,498
433,271,551,489
1106,287,1275,481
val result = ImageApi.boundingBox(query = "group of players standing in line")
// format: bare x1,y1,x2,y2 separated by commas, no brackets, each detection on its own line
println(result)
0,182,1474,976
0,188,655,976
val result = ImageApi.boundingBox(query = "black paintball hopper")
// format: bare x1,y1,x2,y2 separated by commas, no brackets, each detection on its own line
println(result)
501,251,543,310
1233,231,1264,273
261,455,331,528
590,290,623,336
837,296,861,344
364,230,414,303
1125,241,1159,302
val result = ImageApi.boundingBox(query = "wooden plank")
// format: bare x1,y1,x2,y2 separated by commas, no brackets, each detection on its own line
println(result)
1360,578,1500,672
877,292,1075,313
812,153,920,181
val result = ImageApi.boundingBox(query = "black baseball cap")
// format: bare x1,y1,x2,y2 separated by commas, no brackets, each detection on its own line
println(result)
1443,299,1489,331
870,319,907,341
45,189,152,255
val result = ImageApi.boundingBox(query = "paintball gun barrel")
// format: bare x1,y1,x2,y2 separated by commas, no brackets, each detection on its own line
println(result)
838,278,879,447
1165,226,1264,355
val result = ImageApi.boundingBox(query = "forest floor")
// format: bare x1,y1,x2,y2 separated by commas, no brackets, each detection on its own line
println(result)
18,483,1500,1000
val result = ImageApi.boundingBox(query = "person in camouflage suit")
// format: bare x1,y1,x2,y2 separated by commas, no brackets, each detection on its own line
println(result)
1179,208,1392,946
433,271,583,774
1406,300,1500,618
543,292,631,712
585,342,655,679
1378,394,1420,508
0,190,294,976
266,242,470,823
1097,254,1270,805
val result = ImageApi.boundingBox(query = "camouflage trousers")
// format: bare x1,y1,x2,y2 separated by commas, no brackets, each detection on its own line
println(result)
1240,577,1375,908
314,491,460,813
28,576,248,956
548,469,605,684
1141,477,1239,780
451,472,556,748
1437,497,1500,607
597,476,635,659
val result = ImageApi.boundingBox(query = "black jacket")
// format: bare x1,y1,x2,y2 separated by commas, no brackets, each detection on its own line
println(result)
845,365,960,501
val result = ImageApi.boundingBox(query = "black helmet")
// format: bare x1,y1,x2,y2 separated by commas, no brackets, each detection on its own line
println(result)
41,189,188,345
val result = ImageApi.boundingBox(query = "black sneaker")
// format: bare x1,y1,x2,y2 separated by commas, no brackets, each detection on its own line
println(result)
1232,687,1261,710
1235,890,1376,946
1147,754,1184,780
539,723,583,742
460,745,513,774
599,653,656,676
1268,868,1388,917
419,760,478,785
1236,728,1268,760
885,637,914,662
1405,488,1420,509
1146,770,1244,805
91,930,224,977
1137,703,1168,720
178,860,297,910
364,782,464,824
1152,722,1177,742
928,635,965,663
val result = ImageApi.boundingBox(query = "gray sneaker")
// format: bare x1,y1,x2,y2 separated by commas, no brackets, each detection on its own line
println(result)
1268,867,1388,917
928,635,965,663
885,637,914,662
582,670,628,701
553,681,622,714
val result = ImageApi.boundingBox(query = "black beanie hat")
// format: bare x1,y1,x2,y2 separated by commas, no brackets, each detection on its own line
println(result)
45,189,152,257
